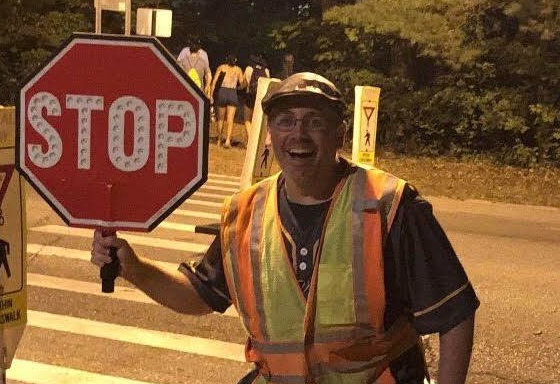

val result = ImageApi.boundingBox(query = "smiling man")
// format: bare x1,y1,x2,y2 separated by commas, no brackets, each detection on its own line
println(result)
91,72,479,384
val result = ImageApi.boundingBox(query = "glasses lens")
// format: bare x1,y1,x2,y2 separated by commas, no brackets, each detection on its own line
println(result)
270,113,330,132
306,116,327,131
272,114,295,131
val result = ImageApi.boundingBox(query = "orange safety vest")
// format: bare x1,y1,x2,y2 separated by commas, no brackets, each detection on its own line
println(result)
221,165,422,384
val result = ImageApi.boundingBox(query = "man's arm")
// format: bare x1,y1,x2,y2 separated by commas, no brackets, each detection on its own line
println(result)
388,184,480,382
91,229,212,315
438,314,475,384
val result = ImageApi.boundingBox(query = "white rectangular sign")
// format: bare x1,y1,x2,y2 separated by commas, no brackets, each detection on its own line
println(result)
240,77,281,189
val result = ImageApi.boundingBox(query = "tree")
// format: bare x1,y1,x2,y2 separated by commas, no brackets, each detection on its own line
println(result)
315,0,560,165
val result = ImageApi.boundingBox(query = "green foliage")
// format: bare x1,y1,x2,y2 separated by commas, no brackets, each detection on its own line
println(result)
271,0,560,166
0,2,91,104
1,0,559,167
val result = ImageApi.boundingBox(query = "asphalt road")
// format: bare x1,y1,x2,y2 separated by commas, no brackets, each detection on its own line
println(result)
6,175,560,384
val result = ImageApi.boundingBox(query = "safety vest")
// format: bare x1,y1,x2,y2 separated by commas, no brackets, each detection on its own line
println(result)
221,165,421,384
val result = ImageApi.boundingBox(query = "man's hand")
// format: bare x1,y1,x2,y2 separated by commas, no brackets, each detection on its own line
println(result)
437,314,475,384
90,229,213,315
91,229,138,281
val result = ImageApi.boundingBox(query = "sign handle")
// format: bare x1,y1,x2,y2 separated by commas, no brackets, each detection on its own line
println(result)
100,229,120,293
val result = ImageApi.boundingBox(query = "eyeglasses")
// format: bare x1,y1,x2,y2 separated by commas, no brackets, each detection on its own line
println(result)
269,113,330,132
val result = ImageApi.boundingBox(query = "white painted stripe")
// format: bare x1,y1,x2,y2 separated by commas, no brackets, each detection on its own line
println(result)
30,226,209,253
183,199,222,208
173,209,221,220
199,184,238,193
28,273,156,305
158,221,197,233
192,191,228,200
208,173,240,181
28,310,246,362
27,273,239,317
205,179,239,187
26,244,177,270
8,359,155,384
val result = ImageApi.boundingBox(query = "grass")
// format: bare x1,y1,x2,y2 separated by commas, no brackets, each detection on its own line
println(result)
209,123,560,208
2,117,558,208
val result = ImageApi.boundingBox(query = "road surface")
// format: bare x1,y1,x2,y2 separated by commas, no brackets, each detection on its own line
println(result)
7,174,560,384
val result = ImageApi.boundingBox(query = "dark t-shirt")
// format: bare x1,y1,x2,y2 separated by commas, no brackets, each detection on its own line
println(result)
179,174,479,384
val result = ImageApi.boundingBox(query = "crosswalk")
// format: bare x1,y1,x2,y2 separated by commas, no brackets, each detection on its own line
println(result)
10,174,250,384
11,173,434,384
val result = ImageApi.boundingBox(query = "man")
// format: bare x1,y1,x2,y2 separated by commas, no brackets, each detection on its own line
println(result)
177,39,212,97
91,72,479,384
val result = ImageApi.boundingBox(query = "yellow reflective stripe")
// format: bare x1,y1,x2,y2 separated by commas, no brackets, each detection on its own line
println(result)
316,175,356,327
261,175,306,340
249,182,270,341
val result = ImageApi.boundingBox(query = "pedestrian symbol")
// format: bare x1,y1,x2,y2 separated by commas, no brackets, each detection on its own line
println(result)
364,130,371,150
259,145,271,175
0,239,10,278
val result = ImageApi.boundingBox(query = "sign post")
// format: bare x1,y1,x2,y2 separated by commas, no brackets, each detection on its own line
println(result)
352,86,381,167
17,33,209,291
240,77,281,189
0,145,26,383
95,0,132,35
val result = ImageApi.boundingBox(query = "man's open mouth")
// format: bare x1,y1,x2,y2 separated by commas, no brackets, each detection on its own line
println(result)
287,149,316,159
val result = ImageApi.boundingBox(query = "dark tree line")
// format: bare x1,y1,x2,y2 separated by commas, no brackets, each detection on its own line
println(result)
1,0,558,166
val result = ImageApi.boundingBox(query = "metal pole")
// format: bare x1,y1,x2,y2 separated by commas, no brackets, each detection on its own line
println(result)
124,0,131,35
95,0,102,34
1,368,6,384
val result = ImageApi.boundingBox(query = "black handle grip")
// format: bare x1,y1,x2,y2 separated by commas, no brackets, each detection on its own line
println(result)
100,246,119,293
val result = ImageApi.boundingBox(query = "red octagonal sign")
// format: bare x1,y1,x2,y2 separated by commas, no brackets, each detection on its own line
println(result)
16,33,209,231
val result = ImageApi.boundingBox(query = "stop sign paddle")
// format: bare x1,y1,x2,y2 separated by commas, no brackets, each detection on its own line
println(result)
16,33,209,292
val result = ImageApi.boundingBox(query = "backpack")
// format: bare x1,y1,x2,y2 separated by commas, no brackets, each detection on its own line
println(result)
182,54,202,89
248,65,267,95
187,68,202,88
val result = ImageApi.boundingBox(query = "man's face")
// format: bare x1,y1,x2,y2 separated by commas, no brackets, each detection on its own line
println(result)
268,105,342,182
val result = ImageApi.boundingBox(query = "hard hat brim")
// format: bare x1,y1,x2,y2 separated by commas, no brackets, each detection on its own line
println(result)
262,92,345,116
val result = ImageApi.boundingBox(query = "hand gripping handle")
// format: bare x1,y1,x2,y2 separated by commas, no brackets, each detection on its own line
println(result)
100,229,120,293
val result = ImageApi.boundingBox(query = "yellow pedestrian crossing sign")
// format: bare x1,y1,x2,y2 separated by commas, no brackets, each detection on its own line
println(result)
352,86,381,167
0,146,27,373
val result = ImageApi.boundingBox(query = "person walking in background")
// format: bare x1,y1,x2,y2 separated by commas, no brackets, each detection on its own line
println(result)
177,39,212,97
210,54,245,148
243,54,270,142
279,52,295,80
